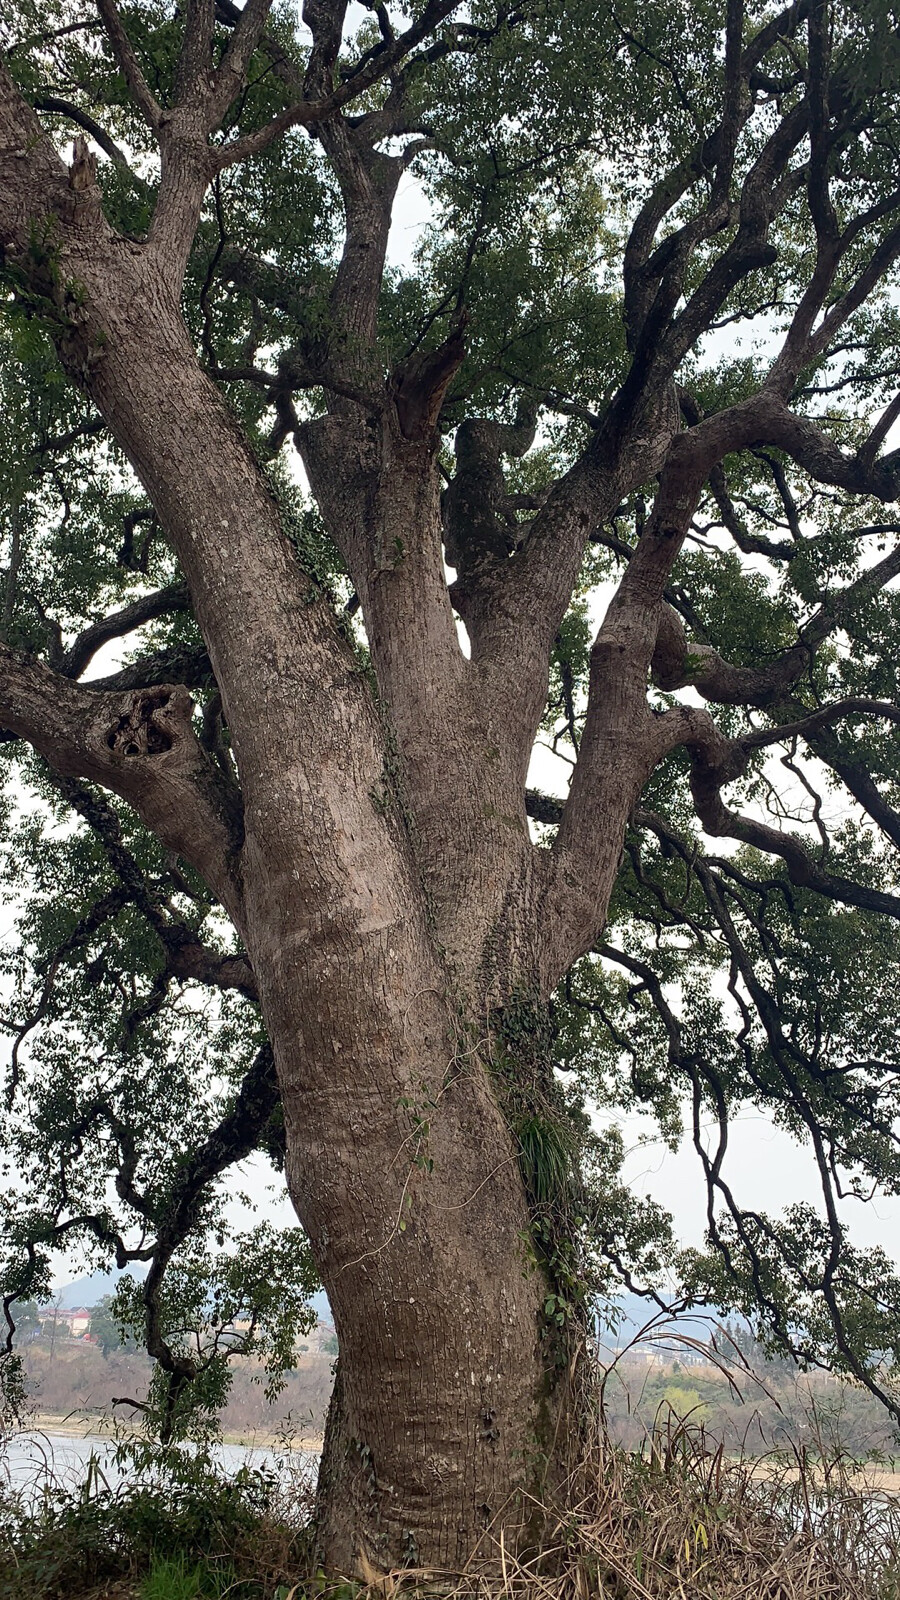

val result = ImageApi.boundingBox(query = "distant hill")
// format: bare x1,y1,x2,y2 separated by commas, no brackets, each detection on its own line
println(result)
18,1314,894,1463
599,1293,747,1351
52,1266,147,1309
52,1269,333,1326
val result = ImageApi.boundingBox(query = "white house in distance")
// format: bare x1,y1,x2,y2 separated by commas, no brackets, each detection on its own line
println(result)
37,1305,92,1338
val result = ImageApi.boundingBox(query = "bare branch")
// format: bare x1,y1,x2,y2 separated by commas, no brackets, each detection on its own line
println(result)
672,708,900,920
211,0,275,116
32,95,136,175
59,582,191,679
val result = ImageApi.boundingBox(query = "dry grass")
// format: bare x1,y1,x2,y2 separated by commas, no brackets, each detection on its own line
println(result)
4,1415,900,1598
536,1422,900,1599
338,1420,900,1600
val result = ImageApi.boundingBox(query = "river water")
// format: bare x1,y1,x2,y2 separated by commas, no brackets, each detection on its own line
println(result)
2,1430,318,1506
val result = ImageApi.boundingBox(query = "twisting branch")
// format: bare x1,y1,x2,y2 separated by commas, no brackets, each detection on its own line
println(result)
56,582,191,679
31,95,136,174
654,704,900,921
52,773,256,1000
653,531,900,702
2,1045,284,1436
594,810,900,1409
4,886,128,1109
134,1042,281,1438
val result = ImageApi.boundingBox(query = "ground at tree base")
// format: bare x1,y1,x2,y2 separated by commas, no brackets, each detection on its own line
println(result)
4,1422,900,1600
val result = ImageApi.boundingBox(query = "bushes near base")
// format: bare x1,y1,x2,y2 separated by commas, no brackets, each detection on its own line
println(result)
2,1422,900,1599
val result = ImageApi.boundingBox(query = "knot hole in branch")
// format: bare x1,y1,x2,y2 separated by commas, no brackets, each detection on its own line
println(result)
106,687,178,758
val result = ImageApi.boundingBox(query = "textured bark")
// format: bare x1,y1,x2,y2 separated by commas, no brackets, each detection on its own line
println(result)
0,50,703,1566
6,0,900,1571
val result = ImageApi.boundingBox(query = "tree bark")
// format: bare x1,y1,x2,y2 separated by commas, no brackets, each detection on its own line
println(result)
0,57,603,1577
0,209,568,1577
305,1012,561,1572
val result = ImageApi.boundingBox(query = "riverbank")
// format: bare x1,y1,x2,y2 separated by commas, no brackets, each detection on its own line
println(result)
14,1340,333,1443
4,1418,899,1600
2,1428,320,1499
17,1413,323,1452
17,1335,900,1464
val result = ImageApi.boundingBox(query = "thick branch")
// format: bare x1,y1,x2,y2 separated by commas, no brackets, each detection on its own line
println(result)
58,582,191,679
0,647,243,916
95,0,163,130
31,95,135,173
653,536,900,701
211,0,275,116
88,645,213,694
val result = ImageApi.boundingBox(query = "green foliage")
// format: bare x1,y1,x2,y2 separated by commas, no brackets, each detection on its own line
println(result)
90,1293,133,1358
515,1111,575,1207
0,1442,313,1600
109,1226,319,1442
658,1383,707,1422
4,0,900,1444
0,746,319,1435
140,1554,209,1600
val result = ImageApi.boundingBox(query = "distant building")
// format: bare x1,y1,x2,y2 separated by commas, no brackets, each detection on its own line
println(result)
37,1305,92,1337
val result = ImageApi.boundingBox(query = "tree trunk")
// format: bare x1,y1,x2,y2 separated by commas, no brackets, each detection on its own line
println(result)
0,195,580,1573
248,835,572,1573
240,760,571,1572
76,291,570,1577
305,1012,563,1573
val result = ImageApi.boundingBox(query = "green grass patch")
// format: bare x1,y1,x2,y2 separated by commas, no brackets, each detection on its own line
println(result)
139,1554,209,1600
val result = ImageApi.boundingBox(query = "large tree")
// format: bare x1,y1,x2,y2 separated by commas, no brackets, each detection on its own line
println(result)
4,0,900,1572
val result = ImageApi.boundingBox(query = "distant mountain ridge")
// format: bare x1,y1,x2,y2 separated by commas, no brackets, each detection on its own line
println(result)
52,1268,332,1326
51,1266,147,1308
600,1293,748,1351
